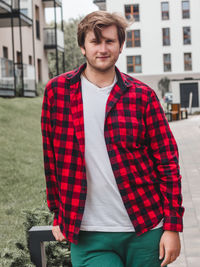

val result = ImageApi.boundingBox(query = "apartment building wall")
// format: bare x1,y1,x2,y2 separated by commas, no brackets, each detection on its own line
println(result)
33,0,49,84
0,0,49,88
104,0,200,97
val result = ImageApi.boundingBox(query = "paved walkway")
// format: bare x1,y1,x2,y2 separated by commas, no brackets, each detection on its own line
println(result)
169,115,200,267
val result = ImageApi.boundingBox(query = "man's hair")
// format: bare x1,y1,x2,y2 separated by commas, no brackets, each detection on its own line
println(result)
77,11,129,48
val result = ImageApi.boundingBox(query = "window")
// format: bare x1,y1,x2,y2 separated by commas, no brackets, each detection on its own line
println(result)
3,46,8,58
1,59,13,77
161,2,169,20
35,5,40,39
183,27,191,44
163,54,171,72
2,47,12,78
16,51,22,64
184,53,192,70
125,4,140,21
127,56,142,73
182,1,190,19
126,30,141,47
162,28,170,46
29,55,32,65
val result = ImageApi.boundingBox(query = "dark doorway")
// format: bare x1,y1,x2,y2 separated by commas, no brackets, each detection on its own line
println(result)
180,83,199,108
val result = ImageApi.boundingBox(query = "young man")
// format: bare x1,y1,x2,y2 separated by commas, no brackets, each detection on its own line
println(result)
41,11,184,267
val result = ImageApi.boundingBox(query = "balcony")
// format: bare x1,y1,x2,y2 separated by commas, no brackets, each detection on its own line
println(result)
44,28,64,52
0,57,15,96
0,0,32,27
42,0,62,8
0,0,12,14
0,59,36,97
15,63,36,96
93,0,106,10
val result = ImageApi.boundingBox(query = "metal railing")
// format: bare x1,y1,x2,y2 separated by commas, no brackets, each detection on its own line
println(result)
44,28,64,49
15,63,36,90
3,0,33,19
2,0,12,6
42,0,62,8
0,58,14,89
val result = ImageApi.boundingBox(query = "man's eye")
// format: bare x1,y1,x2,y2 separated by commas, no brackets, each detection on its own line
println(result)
107,40,114,43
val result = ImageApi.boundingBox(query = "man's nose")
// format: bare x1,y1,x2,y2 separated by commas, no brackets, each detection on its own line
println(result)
99,42,107,53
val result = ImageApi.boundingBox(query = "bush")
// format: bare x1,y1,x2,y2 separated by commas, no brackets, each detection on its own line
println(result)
0,208,72,267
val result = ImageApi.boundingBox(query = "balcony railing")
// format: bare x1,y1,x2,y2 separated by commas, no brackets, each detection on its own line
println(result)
0,0,12,13
0,58,36,96
0,57,14,90
15,63,36,91
23,63,35,90
42,0,62,8
44,28,64,51
12,0,32,19
1,0,12,6
0,0,33,26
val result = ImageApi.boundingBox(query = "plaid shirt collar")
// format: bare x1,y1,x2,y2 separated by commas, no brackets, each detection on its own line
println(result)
64,63,133,89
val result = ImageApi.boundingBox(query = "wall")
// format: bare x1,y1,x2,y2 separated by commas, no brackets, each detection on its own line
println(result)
105,0,200,93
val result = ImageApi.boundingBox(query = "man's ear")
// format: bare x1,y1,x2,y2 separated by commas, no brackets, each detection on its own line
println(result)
80,46,86,56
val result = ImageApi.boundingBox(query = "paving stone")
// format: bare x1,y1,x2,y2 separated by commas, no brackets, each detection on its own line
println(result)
169,116,200,267
187,257,200,267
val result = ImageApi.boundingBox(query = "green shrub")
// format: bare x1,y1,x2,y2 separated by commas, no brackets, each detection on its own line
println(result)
1,208,72,267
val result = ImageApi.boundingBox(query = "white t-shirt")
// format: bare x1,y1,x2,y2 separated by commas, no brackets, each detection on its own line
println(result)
80,74,163,232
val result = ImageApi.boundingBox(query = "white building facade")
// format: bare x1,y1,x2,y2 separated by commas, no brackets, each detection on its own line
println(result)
94,0,200,111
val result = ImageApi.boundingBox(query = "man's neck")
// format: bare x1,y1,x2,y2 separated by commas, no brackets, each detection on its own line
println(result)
83,65,116,88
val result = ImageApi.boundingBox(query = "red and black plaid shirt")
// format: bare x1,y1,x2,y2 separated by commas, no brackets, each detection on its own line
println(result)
41,64,184,244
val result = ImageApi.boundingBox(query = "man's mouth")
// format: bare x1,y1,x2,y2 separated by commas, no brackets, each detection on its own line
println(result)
97,56,110,59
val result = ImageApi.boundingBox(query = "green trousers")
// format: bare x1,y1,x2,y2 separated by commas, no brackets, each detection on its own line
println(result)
71,228,166,267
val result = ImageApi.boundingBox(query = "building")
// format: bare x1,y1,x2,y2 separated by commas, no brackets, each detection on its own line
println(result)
94,0,200,111
0,0,65,97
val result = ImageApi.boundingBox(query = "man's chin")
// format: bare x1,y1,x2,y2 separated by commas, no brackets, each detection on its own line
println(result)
93,63,116,73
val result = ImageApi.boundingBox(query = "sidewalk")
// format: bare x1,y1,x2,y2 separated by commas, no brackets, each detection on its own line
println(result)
169,115,200,267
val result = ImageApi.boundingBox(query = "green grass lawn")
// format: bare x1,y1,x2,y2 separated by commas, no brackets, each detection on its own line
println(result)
0,96,47,253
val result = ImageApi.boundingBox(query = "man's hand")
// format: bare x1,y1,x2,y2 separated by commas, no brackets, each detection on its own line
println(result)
159,230,181,267
52,225,66,242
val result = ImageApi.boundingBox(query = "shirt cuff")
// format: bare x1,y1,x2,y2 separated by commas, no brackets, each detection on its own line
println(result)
163,216,183,232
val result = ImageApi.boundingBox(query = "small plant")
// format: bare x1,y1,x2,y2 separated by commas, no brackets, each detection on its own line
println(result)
1,208,72,267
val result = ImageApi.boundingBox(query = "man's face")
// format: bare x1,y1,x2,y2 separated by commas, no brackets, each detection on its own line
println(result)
80,25,124,73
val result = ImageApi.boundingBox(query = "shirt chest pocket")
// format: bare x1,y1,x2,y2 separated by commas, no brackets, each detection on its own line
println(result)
108,110,146,149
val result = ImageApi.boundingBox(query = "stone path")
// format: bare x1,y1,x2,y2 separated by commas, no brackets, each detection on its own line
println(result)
169,115,200,267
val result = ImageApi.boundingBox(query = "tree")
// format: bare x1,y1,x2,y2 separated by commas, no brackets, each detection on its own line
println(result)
64,17,86,71
48,18,85,78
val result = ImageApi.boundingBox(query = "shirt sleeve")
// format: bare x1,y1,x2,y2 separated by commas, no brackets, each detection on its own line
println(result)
41,83,59,226
145,90,184,232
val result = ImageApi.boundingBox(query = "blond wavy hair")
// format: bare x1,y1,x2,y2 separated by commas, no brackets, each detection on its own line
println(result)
77,11,129,48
